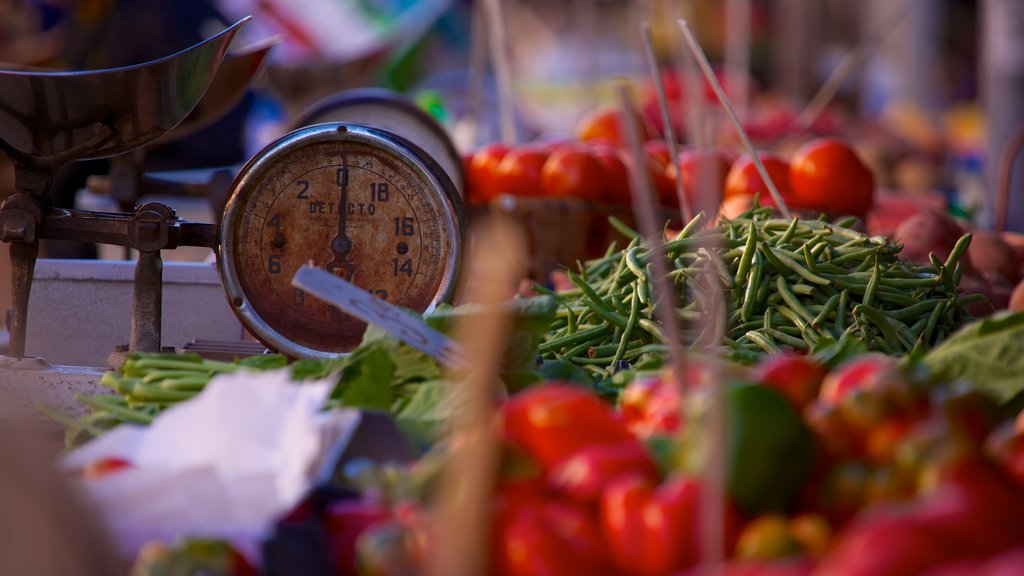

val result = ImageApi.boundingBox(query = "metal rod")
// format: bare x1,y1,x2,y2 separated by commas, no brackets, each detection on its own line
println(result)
130,251,163,353
641,21,694,224
678,19,792,218
7,240,38,358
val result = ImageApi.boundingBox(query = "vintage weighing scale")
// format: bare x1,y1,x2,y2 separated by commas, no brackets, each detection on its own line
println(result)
0,20,468,421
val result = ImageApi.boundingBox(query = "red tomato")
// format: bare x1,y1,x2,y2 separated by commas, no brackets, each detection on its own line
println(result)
813,510,956,576
864,417,914,465
619,376,683,438
817,354,898,408
644,139,673,167
495,145,548,197
978,546,1024,575
788,138,875,216
467,143,509,205
500,383,633,471
670,149,732,213
82,457,133,479
724,153,792,204
916,455,1024,558
590,144,631,205
492,499,606,576
541,144,607,201
754,353,827,412
985,423,1024,489
576,104,653,146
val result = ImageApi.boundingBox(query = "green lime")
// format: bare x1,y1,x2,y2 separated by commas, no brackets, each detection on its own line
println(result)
726,383,816,515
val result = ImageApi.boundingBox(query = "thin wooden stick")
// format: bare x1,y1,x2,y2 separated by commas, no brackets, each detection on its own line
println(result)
678,18,792,218
616,83,688,390
795,0,924,131
642,21,693,224
724,0,751,122
455,1,489,149
679,0,704,148
425,216,526,576
482,0,517,145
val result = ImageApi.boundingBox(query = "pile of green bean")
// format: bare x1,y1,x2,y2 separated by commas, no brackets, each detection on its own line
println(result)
537,207,979,379
39,353,298,447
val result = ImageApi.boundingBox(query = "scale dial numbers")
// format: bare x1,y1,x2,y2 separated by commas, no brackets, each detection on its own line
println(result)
219,124,464,358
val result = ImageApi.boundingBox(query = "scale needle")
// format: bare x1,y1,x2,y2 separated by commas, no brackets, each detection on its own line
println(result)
329,159,355,280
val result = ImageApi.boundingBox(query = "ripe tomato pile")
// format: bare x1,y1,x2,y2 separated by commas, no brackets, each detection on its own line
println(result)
465,104,877,221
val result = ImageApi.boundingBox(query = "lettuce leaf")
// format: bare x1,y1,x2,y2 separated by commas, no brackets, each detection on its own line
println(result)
921,311,1024,403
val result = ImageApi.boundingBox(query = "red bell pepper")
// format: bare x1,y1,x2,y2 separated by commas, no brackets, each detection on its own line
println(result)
601,473,740,576
548,440,659,504
500,383,633,471
492,498,607,576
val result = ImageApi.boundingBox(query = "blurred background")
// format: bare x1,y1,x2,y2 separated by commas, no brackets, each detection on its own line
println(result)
0,0,1014,334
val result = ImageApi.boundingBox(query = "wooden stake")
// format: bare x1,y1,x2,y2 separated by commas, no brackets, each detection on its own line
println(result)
616,83,688,390
642,21,694,224
678,19,792,218
795,0,924,131
425,215,527,576
482,0,517,145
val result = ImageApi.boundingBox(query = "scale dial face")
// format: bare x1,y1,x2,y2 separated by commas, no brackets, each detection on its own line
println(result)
218,123,465,358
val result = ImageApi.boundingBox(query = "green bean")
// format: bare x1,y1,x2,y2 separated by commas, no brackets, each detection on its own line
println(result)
568,271,630,330
802,244,818,274
863,256,881,308
925,297,946,342
608,215,639,239
764,327,810,350
776,217,800,246
539,324,608,353
791,283,817,296
855,305,902,351
672,211,706,240
768,247,832,285
889,298,946,321
741,253,764,322
828,246,877,266
74,394,154,425
606,289,638,364
944,233,972,271
745,330,780,353
637,318,667,342
625,247,646,280
812,293,840,329
777,276,817,325
834,216,859,229
775,304,811,333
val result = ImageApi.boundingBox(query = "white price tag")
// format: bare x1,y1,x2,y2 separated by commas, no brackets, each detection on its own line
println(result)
291,265,470,370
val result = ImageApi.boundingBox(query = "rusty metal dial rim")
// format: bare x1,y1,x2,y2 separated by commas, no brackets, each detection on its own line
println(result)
217,122,465,359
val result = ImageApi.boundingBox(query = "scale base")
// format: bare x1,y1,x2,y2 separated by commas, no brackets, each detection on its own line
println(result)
0,355,107,425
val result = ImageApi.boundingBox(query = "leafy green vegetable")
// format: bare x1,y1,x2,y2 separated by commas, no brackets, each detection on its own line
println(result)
336,346,395,411
921,311,1024,403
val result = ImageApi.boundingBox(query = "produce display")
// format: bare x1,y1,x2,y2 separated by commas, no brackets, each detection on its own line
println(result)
31,42,1024,576
537,206,976,381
